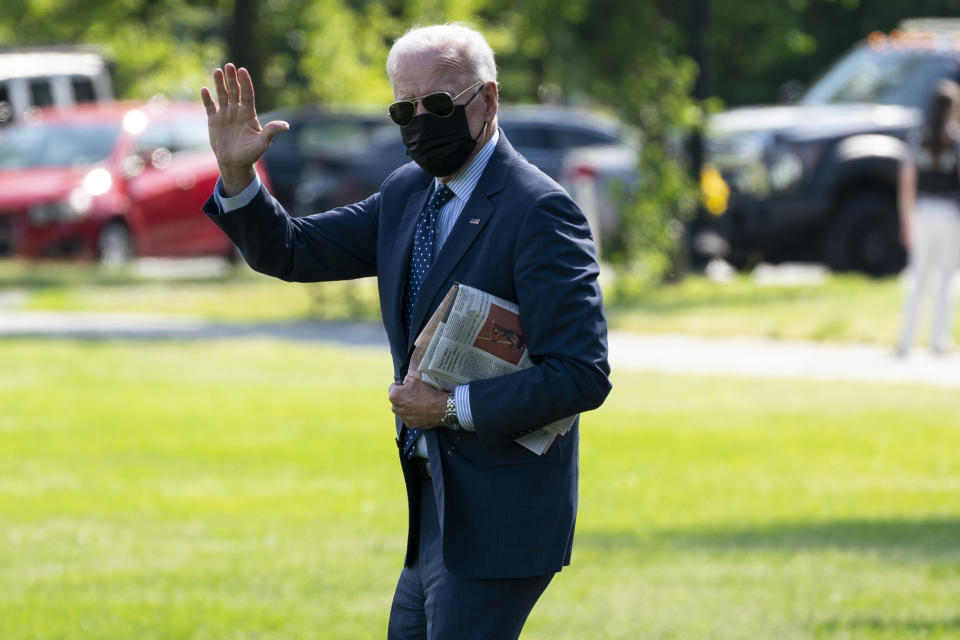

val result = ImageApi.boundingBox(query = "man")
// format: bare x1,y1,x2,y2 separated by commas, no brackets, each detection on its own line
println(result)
200,23,611,640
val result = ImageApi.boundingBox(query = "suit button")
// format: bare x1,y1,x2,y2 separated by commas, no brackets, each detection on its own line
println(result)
447,447,456,455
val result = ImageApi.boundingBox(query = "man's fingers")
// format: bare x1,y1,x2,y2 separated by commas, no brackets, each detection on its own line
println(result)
388,383,402,404
225,63,241,105
238,67,255,107
261,120,290,145
200,88,216,116
213,68,228,108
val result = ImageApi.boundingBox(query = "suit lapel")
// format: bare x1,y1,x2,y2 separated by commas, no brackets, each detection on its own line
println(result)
407,138,512,350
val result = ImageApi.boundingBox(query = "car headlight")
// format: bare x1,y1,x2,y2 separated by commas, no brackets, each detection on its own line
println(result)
67,186,93,215
767,150,804,192
767,144,821,191
27,169,114,226
82,168,113,196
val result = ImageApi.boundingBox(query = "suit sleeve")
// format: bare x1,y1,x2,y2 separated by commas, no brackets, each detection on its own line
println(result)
467,191,612,448
202,185,379,283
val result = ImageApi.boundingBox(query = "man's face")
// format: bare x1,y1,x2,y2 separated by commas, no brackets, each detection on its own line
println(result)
391,49,493,140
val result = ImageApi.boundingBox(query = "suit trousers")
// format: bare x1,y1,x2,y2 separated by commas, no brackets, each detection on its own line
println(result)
387,477,554,640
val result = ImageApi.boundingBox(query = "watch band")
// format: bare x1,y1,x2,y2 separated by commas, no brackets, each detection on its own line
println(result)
443,393,460,428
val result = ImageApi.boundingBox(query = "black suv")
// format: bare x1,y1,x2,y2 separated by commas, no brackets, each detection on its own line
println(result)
693,20,960,275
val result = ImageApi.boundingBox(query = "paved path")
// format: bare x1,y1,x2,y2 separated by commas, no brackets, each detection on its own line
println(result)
607,331,960,388
1,311,958,388
0,311,390,346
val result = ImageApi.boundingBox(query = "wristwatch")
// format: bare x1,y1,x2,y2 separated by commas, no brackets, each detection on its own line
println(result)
443,393,460,428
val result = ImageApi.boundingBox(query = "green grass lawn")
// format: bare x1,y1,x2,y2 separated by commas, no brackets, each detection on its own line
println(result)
1,258,928,345
1,339,958,639
0,259,381,323
607,272,914,345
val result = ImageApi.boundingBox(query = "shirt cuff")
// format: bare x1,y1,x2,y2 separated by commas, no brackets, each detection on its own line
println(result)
213,171,262,214
454,384,475,431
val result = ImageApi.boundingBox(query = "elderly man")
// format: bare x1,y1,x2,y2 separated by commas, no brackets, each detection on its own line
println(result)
200,23,610,640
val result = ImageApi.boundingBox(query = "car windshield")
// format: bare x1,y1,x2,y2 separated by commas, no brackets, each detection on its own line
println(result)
802,44,959,109
0,121,121,169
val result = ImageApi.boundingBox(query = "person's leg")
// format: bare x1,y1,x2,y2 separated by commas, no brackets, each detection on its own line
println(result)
388,477,430,640
411,477,554,640
930,209,960,353
388,565,428,640
898,208,937,355
424,570,554,640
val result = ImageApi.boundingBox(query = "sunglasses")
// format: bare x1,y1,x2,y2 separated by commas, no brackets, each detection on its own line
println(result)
388,80,485,127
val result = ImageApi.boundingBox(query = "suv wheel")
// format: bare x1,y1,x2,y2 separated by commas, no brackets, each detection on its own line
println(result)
822,193,905,276
98,220,133,266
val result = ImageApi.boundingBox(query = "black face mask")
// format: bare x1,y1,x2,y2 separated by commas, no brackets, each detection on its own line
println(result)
400,106,485,177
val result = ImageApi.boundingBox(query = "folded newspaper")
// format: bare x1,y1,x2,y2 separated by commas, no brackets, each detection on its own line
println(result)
410,283,576,455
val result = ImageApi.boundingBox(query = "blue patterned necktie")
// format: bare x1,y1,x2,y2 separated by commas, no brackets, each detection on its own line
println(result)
400,183,455,459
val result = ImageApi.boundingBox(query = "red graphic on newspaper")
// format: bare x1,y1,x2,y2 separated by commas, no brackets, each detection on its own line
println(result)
473,303,526,365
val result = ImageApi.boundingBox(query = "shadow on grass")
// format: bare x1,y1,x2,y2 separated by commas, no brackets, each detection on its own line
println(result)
815,616,960,634
0,260,248,289
578,517,960,558
0,318,390,346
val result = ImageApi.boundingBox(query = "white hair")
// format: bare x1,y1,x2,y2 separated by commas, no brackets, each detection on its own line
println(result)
386,23,497,88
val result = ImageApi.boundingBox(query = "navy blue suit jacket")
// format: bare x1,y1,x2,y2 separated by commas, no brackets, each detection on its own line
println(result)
203,133,611,579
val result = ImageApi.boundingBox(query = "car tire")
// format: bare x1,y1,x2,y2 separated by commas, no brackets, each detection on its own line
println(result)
822,193,905,276
97,220,133,266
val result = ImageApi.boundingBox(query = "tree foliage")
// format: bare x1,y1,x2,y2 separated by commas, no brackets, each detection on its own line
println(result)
711,0,960,106
0,0,702,285
14,0,957,283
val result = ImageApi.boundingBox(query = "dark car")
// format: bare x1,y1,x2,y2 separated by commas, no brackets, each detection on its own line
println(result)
258,108,396,213
260,104,634,219
0,100,271,262
693,20,960,275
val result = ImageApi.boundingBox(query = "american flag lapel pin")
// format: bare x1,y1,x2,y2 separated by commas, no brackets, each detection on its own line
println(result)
469,218,481,224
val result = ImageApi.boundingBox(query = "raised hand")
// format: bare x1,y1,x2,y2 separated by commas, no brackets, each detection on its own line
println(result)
200,63,289,196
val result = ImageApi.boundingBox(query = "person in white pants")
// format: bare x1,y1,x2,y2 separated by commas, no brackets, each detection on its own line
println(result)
897,79,960,357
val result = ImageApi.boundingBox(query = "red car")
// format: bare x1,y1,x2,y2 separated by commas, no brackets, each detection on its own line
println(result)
0,100,268,262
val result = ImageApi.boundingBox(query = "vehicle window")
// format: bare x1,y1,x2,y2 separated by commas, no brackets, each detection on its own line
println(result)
136,121,177,153
71,76,97,103
370,123,399,145
298,121,367,156
558,127,618,148
29,78,54,108
172,117,211,153
803,44,959,108
500,124,556,150
0,121,120,168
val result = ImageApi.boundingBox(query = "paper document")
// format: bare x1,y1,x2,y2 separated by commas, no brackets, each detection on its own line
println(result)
411,283,576,454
